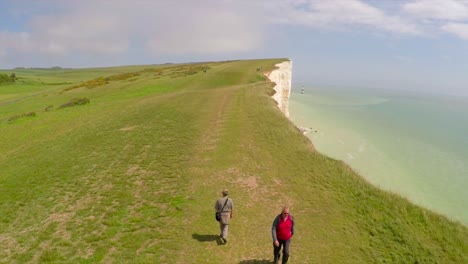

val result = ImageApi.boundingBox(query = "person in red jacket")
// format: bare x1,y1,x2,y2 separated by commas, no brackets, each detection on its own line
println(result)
272,206,295,264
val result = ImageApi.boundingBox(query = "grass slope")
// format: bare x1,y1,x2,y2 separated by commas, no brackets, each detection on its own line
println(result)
0,59,467,263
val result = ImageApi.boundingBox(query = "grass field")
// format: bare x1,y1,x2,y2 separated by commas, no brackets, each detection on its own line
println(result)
0,59,467,263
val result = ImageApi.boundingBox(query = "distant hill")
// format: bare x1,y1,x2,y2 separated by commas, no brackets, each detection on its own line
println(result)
11,66,72,70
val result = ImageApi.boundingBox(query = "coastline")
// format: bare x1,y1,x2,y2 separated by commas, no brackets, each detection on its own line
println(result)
287,88,468,225
266,61,467,226
267,60,316,135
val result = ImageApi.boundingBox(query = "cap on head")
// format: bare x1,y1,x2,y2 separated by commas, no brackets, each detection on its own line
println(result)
222,189,229,196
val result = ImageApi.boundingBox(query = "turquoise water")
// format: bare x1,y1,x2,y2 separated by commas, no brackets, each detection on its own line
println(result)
288,87,468,225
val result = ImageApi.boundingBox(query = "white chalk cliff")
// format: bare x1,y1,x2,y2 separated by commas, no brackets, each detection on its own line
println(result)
268,60,292,117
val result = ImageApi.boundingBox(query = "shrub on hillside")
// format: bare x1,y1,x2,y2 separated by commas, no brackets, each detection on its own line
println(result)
58,97,90,109
7,112,36,123
106,72,140,81
64,77,109,91
168,66,209,78
63,72,141,92
0,73,16,84
142,68,164,75
62,64,209,92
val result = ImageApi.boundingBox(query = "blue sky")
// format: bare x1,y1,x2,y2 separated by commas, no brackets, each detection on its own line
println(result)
1,0,468,95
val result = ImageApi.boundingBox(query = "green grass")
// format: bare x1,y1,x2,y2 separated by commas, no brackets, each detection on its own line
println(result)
0,59,466,263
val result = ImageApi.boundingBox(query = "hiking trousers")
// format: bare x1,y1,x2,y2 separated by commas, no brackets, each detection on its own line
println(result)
273,239,290,264
219,212,231,240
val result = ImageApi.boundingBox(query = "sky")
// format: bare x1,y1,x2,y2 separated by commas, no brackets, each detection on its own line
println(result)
1,0,468,96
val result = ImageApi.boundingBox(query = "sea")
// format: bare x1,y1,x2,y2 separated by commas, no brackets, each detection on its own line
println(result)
288,86,468,225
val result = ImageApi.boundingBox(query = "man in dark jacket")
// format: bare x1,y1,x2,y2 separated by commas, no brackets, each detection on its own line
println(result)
272,206,295,264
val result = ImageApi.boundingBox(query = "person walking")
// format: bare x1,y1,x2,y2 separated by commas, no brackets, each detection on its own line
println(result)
214,189,234,243
272,206,295,264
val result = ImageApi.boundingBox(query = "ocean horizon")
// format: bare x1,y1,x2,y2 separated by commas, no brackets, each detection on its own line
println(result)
288,86,468,225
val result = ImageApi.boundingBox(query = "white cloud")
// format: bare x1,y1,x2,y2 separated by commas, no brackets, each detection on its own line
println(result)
0,0,265,60
28,13,129,55
441,22,468,39
402,0,468,40
3,0,468,68
266,0,421,35
2,0,427,62
402,0,468,21
0,31,32,54
141,3,264,54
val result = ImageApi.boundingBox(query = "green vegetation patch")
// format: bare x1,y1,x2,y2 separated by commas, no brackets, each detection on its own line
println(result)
62,64,210,92
63,72,141,91
0,72,16,84
7,111,36,123
58,97,90,109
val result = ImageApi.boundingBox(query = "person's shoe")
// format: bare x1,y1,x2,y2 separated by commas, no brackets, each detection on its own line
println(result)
222,237,227,243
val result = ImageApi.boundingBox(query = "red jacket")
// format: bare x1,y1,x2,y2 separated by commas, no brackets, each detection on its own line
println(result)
272,214,295,241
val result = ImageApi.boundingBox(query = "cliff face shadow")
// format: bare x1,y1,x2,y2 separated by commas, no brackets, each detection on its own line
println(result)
192,233,223,245
239,260,272,264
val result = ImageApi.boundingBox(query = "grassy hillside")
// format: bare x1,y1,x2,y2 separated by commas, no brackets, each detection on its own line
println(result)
0,59,466,263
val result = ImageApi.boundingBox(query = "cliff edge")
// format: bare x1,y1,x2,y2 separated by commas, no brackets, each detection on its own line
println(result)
268,60,292,117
